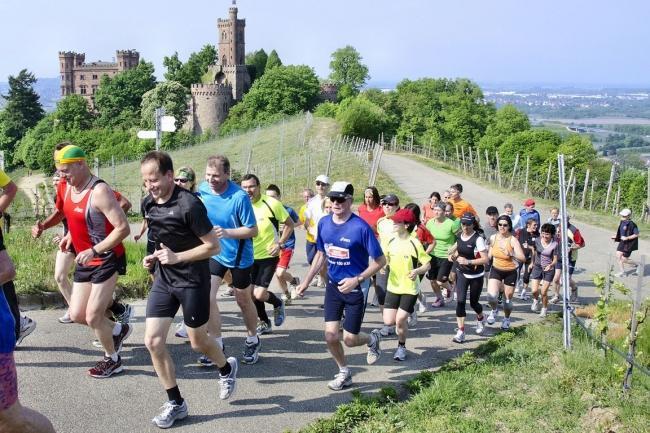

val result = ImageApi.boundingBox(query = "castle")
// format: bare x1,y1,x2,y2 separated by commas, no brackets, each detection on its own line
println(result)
185,1,251,135
58,50,140,108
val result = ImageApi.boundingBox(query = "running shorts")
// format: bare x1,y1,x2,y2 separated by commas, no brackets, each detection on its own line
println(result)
209,258,251,290
74,253,126,284
555,258,577,275
530,265,554,283
146,278,210,328
488,266,518,286
384,292,418,314
251,257,279,288
277,248,294,270
426,256,453,283
306,241,317,265
324,278,370,334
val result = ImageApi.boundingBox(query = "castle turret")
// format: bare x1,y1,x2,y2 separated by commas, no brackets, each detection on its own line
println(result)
59,51,81,96
188,83,233,135
116,50,140,71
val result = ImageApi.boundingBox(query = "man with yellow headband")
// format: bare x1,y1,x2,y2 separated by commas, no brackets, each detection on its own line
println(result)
53,144,132,378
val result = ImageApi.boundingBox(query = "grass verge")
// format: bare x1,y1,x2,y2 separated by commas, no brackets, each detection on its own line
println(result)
295,318,649,433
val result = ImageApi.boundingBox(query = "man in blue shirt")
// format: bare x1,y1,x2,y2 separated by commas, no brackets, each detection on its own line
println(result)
198,155,261,365
518,198,541,231
296,182,385,391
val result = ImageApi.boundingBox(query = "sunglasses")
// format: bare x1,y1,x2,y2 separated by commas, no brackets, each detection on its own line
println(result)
461,222,473,226
497,223,510,227
174,178,189,183
315,181,329,187
382,202,397,206
330,196,347,203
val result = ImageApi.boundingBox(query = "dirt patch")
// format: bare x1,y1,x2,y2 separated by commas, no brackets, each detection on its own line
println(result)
580,406,621,433
15,173,46,207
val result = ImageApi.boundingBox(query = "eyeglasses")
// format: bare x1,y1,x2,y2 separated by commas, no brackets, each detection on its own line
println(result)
330,196,347,203
315,181,329,187
382,202,397,207
461,222,473,226
174,178,189,183
497,223,510,227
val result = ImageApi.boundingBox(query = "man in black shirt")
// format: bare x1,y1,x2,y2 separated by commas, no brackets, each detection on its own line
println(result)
140,151,238,429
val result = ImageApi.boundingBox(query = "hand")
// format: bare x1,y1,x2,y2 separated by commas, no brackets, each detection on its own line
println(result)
134,234,142,242
544,264,553,272
610,235,616,240
338,277,359,294
143,254,157,270
153,243,180,265
295,281,308,297
31,221,44,238
267,242,281,257
59,233,72,252
76,248,95,266
213,225,226,239
408,270,417,280
457,256,469,265
621,236,627,241
52,234,61,245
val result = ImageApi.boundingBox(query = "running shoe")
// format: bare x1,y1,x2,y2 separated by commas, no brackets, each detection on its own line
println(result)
452,291,457,302
550,295,560,304
16,316,37,345
613,271,625,278
256,321,272,335
314,275,324,288
290,289,300,300
218,357,238,400
280,293,292,306
407,311,417,328
497,292,504,305
197,355,214,367
379,325,394,337
88,356,123,378
452,329,465,343
175,322,188,338
273,300,286,327
114,303,134,325
487,309,497,325
633,266,641,276
476,316,487,335
367,329,382,365
500,317,511,330
92,339,103,349
220,286,235,297
518,288,527,300
242,338,261,365
327,370,352,391
531,299,539,312
393,345,407,361
58,310,73,324
151,400,188,429
569,290,578,303
417,300,427,314
113,323,132,353
539,307,547,318
431,297,445,308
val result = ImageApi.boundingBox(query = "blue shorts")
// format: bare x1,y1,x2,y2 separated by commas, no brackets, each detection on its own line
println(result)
324,278,370,334
306,241,317,265
0,287,15,353
555,258,576,275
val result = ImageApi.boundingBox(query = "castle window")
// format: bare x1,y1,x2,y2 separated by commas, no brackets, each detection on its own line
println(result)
222,31,227,40
91,85,98,94
80,86,87,95
79,74,85,80
92,74,98,80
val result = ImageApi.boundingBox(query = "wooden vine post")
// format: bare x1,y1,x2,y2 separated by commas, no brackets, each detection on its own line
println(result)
580,169,590,209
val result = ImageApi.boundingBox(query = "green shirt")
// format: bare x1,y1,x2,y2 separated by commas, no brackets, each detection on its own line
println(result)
426,218,461,258
251,195,290,260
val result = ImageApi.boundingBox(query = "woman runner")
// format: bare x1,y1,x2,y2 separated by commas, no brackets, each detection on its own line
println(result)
530,223,558,318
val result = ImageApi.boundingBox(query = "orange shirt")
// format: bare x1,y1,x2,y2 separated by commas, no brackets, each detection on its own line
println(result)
451,198,477,219
490,235,517,271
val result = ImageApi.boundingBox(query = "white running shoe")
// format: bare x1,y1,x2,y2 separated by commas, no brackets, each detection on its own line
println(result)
16,316,37,345
218,357,238,400
550,295,560,305
539,307,547,318
379,325,394,337
501,317,511,330
367,329,382,365
476,316,486,335
452,329,465,343
417,300,427,314
487,309,497,325
393,345,406,361
452,291,457,302
58,310,73,324
518,288,527,300
531,299,539,312
175,322,188,338
327,370,352,391
407,311,417,328
613,271,625,278
152,400,188,429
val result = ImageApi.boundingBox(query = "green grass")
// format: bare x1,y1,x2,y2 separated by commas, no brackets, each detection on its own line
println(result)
296,319,650,433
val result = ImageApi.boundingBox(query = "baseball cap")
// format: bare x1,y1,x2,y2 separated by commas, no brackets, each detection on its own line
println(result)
381,194,399,205
460,212,476,225
524,198,535,207
486,206,499,215
315,174,330,185
391,208,416,224
619,208,632,217
327,181,354,199
175,166,195,182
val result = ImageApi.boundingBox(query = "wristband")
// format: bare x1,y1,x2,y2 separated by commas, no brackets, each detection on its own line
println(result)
91,247,99,256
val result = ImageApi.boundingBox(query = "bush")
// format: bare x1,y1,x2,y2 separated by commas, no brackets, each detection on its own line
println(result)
313,101,338,118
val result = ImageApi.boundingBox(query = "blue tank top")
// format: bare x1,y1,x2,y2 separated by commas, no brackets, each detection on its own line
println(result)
0,287,16,353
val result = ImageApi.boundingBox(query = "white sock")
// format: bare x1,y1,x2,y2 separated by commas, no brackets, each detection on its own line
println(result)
106,352,118,362
112,322,122,336
246,335,259,344
215,337,224,350
339,366,350,375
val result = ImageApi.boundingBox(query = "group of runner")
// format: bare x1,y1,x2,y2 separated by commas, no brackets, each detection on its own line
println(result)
2,142,643,431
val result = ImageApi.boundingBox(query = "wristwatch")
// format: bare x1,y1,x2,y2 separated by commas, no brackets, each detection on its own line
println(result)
278,242,285,249
357,275,365,284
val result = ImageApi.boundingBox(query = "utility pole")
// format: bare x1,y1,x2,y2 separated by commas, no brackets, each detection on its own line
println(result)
155,107,165,151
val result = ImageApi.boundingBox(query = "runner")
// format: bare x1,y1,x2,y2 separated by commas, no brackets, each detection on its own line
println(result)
298,188,315,227
503,203,521,229
547,206,561,228
240,174,293,335
198,155,260,365
444,202,455,220
448,183,478,219
295,181,385,390
403,202,434,319
448,213,488,343
140,151,237,428
517,198,540,231
530,223,558,318
421,191,441,224
486,215,526,330
551,215,585,303
612,208,640,277
425,202,460,308
380,208,430,360
0,288,57,433
358,186,384,236
442,190,451,203
375,194,400,335
265,184,301,304
517,218,539,300
54,144,131,377
303,175,330,287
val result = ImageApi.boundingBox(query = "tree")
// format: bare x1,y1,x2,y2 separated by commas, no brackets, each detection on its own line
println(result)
163,45,216,89
54,95,94,131
478,104,530,153
336,96,387,139
246,49,268,83
0,69,44,165
94,61,156,128
329,46,370,97
499,129,562,172
265,50,282,71
140,81,190,130
557,134,597,170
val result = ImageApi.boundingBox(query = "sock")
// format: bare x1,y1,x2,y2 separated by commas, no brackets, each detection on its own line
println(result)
459,326,465,332
112,322,122,336
477,314,484,321
339,366,350,375
246,335,259,344
398,341,405,347
109,301,126,316
218,361,232,377
266,292,282,308
215,337,224,351
106,352,118,362
166,386,183,406
254,299,270,325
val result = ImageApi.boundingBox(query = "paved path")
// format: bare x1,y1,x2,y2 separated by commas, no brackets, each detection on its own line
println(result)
14,155,648,433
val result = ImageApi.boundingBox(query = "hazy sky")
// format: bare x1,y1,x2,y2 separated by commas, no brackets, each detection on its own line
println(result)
1,0,649,86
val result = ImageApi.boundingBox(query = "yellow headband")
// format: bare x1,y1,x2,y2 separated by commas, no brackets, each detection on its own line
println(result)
55,145,87,164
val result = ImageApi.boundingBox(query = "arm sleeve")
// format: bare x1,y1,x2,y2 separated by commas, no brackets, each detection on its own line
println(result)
289,208,300,223
273,199,290,222
475,236,487,252
238,196,257,228
316,218,326,252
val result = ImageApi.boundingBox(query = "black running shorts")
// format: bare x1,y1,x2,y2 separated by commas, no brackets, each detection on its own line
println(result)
74,253,126,284
209,258,252,290
488,266,518,286
426,256,453,283
146,278,210,328
251,257,279,288
384,292,418,314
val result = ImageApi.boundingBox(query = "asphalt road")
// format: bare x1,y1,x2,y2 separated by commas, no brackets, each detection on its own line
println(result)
14,154,648,433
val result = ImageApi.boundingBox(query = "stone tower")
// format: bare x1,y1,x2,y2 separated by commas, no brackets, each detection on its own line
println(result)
188,83,233,135
116,50,140,71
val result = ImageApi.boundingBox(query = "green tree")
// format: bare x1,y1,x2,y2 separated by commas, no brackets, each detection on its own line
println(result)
163,45,216,89
499,129,562,172
478,104,530,153
265,50,282,71
557,134,597,170
53,94,94,131
246,49,268,83
0,69,44,165
14,114,54,168
94,61,156,128
336,95,387,140
329,46,370,97
140,81,190,130
313,101,339,118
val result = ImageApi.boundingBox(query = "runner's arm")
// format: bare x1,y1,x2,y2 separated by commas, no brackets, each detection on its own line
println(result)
172,229,220,263
88,183,130,255
32,208,65,238
510,236,526,263
295,250,327,296
117,193,132,213
0,181,17,213
221,225,258,239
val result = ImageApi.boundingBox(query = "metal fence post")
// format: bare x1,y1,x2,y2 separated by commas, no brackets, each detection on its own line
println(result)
557,154,572,350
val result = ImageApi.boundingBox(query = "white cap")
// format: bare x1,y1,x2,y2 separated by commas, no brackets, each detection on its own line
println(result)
327,181,354,199
619,208,632,217
315,174,330,185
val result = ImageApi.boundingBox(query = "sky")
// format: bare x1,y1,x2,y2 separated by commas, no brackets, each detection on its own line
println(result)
1,0,649,87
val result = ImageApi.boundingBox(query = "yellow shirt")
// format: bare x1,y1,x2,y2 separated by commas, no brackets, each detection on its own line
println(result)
251,195,290,260
383,236,431,295
0,170,11,188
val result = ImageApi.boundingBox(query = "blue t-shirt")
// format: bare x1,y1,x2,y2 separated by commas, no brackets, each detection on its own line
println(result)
198,180,256,268
316,213,383,283
0,288,15,353
518,208,540,230
284,206,299,250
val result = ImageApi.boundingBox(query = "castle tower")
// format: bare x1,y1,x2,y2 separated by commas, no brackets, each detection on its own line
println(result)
58,52,76,96
116,50,140,71
188,83,233,135
216,0,250,101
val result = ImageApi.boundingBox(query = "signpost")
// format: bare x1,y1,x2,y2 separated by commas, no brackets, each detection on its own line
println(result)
137,108,176,150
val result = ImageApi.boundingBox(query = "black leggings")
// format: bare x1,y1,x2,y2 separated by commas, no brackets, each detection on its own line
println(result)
521,261,532,285
2,281,19,339
455,273,483,318
374,267,388,306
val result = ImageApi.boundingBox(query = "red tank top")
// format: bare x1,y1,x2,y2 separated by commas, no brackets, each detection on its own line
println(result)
62,179,124,266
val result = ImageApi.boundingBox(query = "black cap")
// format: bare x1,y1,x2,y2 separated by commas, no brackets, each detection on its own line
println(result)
380,194,399,205
486,206,499,215
460,212,476,225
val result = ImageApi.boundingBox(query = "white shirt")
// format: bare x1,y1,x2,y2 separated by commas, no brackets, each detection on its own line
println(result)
304,195,326,239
